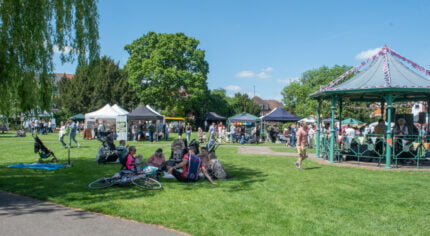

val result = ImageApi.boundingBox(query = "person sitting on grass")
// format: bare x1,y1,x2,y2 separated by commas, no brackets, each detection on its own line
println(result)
167,146,217,185
146,148,166,169
116,140,128,162
240,135,246,145
124,146,143,172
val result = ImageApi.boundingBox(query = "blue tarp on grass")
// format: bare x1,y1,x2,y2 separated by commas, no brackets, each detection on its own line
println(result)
7,163,65,170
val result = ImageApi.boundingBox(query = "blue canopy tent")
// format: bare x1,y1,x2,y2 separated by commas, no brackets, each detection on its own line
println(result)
262,106,301,122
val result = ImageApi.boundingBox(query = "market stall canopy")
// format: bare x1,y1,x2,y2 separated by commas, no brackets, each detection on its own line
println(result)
69,113,85,120
111,104,129,115
85,104,122,120
262,106,301,122
298,116,316,123
203,112,226,121
341,118,363,125
127,105,163,120
228,112,260,122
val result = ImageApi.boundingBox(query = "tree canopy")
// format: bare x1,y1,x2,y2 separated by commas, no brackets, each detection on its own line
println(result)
56,56,139,116
0,0,99,116
124,32,209,116
281,65,373,122
206,89,235,117
230,93,260,116
282,65,350,117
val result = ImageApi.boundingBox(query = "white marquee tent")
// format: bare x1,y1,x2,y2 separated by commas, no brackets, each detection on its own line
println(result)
85,104,121,122
112,104,129,115
85,104,130,140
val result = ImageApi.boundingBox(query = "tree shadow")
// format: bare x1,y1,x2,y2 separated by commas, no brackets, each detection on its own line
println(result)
304,167,321,170
0,158,163,209
218,163,268,192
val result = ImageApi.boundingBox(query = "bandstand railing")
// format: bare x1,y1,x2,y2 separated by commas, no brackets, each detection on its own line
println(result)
318,133,430,168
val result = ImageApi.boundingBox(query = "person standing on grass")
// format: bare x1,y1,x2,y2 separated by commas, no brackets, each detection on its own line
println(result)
295,122,308,170
185,123,192,142
59,121,67,148
69,119,80,148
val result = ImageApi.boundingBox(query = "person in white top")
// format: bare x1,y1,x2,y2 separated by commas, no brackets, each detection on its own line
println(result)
344,125,356,143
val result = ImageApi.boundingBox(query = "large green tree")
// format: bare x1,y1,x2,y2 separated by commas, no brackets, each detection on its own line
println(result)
230,93,260,116
124,32,209,117
0,0,99,116
206,89,235,117
56,56,139,115
281,65,373,121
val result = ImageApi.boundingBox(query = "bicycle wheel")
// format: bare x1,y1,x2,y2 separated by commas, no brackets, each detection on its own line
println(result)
132,176,162,190
88,177,115,189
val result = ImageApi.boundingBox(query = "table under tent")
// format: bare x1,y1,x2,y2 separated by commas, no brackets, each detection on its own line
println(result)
310,46,430,169
127,105,164,141
227,113,261,142
261,106,302,143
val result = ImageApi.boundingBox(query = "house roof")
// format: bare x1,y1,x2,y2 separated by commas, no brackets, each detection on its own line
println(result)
252,96,283,110
54,73,74,79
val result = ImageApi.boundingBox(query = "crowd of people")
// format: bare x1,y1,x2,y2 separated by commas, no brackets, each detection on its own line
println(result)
113,138,221,185
24,119,57,135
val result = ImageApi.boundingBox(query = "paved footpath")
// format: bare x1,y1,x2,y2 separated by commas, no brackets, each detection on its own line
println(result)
237,145,315,158
0,191,187,236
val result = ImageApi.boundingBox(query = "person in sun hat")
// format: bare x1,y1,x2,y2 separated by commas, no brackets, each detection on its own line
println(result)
146,148,166,169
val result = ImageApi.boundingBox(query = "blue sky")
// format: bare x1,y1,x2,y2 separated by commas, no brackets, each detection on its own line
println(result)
54,0,430,102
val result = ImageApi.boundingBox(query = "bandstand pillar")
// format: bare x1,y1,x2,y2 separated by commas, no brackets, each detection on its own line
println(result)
316,100,321,158
384,94,394,169
329,96,338,163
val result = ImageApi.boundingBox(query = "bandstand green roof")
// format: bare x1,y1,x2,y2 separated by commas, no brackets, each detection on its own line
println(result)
311,46,430,102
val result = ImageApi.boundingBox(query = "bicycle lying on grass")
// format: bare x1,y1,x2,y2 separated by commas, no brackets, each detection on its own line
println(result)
88,168,162,190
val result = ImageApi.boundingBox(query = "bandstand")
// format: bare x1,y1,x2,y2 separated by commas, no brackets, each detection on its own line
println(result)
311,46,430,169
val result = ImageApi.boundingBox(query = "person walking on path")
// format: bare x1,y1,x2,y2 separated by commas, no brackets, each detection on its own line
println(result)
295,123,308,170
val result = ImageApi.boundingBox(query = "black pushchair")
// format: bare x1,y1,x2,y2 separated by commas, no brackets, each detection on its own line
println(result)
96,132,127,163
33,133,58,163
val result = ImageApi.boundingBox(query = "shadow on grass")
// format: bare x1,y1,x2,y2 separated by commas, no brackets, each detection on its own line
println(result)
221,163,268,192
0,158,163,208
304,167,321,170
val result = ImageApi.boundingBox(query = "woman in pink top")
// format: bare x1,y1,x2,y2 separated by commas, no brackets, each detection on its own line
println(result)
295,123,308,170
125,146,142,171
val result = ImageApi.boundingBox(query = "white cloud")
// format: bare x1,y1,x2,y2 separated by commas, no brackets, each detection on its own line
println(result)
235,70,255,78
225,85,242,92
53,45,73,54
355,47,382,60
256,72,272,79
262,67,274,72
277,77,299,84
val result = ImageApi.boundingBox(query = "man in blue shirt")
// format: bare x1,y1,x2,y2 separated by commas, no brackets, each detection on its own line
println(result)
68,119,80,148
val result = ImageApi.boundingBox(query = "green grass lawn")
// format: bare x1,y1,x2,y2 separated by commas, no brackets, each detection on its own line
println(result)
1,132,429,235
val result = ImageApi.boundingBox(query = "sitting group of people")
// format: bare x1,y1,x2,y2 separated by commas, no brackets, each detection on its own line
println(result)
115,138,225,185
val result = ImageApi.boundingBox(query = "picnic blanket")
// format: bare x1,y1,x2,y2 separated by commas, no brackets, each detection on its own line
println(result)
7,163,65,170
